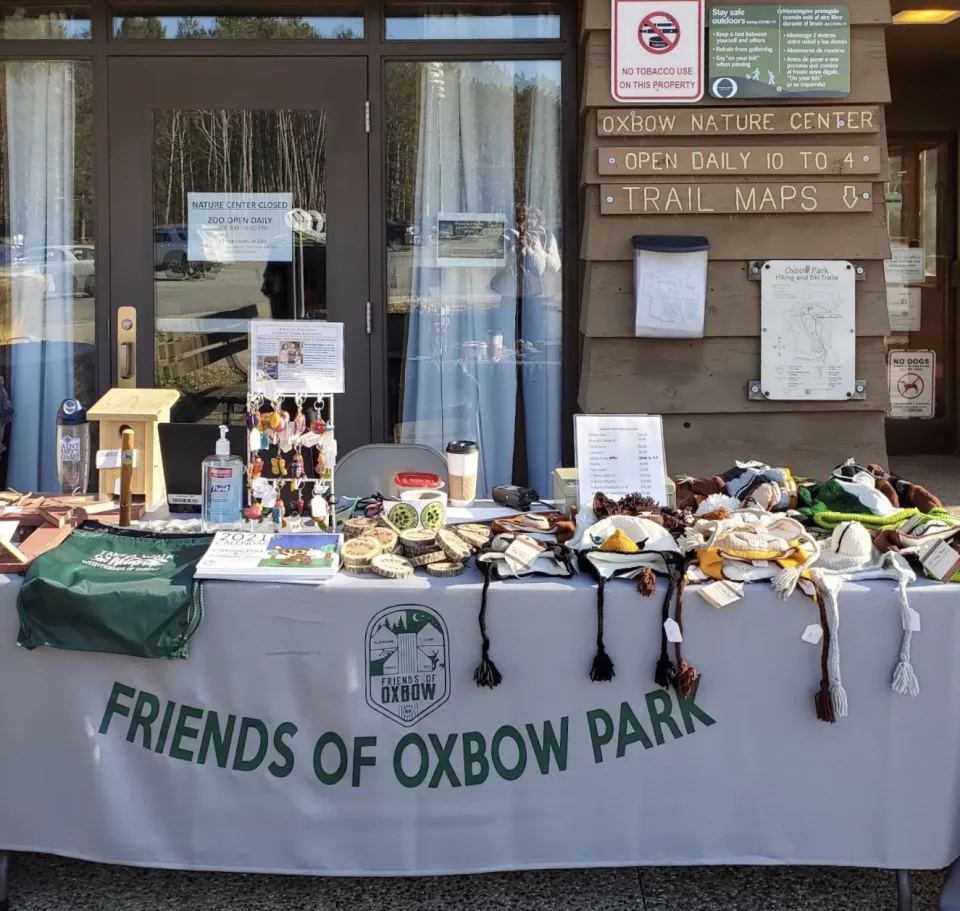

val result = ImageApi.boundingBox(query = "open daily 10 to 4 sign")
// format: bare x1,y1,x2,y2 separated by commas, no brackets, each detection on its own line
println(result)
611,0,704,103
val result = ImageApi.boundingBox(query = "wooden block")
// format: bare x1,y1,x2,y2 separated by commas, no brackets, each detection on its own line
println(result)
600,182,875,215
88,387,180,422
578,336,889,414
580,260,892,338
0,535,28,564
660,412,887,479
582,188,892,261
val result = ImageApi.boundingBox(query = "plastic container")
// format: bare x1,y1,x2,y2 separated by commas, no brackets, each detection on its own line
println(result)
56,398,90,495
393,471,444,499
202,425,243,531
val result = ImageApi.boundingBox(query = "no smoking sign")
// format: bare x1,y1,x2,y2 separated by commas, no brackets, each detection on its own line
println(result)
888,350,935,419
612,0,704,103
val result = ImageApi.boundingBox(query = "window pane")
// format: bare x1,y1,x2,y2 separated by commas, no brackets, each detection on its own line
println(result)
386,3,560,39
0,5,90,39
114,6,363,39
0,60,95,491
153,110,328,426
386,61,563,497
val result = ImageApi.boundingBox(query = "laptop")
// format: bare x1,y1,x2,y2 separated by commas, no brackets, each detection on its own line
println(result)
159,423,247,512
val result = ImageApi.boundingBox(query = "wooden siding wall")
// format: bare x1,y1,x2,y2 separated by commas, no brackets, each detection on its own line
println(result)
578,0,893,478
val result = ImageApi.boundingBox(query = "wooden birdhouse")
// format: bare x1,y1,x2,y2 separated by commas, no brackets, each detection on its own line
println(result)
88,388,180,509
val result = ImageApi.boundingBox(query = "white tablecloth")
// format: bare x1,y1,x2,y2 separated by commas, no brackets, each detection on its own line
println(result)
1,570,959,875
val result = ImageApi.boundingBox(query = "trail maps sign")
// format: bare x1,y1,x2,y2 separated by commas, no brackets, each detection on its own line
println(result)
612,0,705,103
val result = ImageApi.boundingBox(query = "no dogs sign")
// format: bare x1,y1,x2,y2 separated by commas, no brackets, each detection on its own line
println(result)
612,0,704,103
888,350,935,419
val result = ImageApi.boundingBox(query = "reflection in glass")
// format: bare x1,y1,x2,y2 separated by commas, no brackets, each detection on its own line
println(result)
0,60,95,490
385,3,560,39
114,7,363,39
386,61,562,497
152,110,327,425
0,5,90,39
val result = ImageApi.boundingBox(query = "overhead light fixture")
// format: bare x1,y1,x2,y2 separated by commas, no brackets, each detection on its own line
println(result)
893,9,960,23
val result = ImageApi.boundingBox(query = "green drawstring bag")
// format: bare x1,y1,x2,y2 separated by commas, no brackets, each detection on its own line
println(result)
16,523,213,659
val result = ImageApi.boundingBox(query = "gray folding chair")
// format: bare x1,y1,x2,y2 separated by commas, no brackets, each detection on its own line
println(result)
334,443,448,500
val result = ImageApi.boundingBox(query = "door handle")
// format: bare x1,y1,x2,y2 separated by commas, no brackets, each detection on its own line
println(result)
117,305,137,387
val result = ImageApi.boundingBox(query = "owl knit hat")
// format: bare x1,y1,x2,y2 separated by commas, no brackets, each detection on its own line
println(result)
578,515,695,695
802,522,918,722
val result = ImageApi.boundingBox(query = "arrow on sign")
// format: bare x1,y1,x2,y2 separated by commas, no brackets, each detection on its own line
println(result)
843,185,860,209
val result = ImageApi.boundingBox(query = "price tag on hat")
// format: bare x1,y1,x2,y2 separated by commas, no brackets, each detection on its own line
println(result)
504,535,545,574
698,580,744,609
921,540,960,582
801,624,823,645
664,618,683,643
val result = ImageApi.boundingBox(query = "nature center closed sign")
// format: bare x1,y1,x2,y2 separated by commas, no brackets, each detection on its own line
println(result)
187,192,293,263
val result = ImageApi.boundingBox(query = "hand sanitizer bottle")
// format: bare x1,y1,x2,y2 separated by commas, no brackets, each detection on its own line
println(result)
202,425,243,531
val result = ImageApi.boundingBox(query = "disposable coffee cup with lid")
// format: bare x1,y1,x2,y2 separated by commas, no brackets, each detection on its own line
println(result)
445,440,479,507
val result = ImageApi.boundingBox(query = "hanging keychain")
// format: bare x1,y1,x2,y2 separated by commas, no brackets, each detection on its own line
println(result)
247,392,265,453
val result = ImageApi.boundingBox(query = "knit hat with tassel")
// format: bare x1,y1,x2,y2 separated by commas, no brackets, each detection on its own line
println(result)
578,516,692,690
473,540,577,689
803,521,919,721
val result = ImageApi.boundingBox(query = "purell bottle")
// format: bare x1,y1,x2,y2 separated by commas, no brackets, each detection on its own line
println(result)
56,398,90,494
202,425,243,531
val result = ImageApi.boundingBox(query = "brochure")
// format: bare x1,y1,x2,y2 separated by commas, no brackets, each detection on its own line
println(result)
195,531,342,584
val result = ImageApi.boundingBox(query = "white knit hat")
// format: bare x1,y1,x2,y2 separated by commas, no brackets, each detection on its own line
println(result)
806,521,918,721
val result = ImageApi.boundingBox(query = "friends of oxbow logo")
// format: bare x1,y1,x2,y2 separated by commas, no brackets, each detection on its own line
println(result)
366,605,450,726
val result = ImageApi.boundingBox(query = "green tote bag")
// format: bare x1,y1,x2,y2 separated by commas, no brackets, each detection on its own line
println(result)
17,523,213,659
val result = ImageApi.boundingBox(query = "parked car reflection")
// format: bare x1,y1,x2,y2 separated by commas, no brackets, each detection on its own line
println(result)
17,245,95,297
154,224,231,280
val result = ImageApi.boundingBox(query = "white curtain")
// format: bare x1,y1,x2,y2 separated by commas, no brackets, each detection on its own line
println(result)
399,61,562,497
6,61,76,491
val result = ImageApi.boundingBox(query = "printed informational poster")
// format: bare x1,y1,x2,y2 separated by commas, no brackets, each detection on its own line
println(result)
574,414,668,510
888,350,935,419
250,320,344,395
611,0,705,103
884,246,925,285
188,192,292,263
760,260,856,400
708,5,851,100
886,286,921,333
436,214,506,268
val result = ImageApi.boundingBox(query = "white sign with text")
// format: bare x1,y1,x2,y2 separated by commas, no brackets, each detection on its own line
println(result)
611,0,705,104
188,192,293,263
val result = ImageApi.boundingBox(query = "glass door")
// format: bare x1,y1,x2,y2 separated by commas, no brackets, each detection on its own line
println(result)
885,136,955,453
107,57,371,453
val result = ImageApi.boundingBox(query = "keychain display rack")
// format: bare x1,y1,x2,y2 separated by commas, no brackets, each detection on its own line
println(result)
245,391,337,530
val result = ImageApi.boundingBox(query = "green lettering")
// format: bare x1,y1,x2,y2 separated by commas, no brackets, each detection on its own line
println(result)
99,682,135,735
232,717,268,771
526,718,569,774
313,732,348,784
268,722,298,778
125,691,160,749
154,700,176,754
462,731,489,786
491,725,526,781
197,712,236,768
393,733,429,788
428,733,461,788
645,691,683,745
678,690,717,735
351,736,376,787
616,701,654,756
586,709,614,764
169,705,204,761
